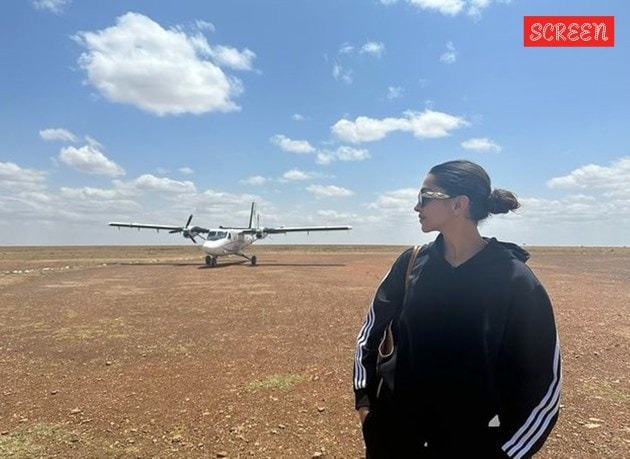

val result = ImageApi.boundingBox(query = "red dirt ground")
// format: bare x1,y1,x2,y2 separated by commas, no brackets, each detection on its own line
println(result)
0,245,628,458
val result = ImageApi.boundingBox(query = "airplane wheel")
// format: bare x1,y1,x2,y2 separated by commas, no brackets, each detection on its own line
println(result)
206,256,217,267
251,255,257,266
212,258,218,267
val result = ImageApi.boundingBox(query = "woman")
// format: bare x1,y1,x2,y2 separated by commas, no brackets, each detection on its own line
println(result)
353,160,561,458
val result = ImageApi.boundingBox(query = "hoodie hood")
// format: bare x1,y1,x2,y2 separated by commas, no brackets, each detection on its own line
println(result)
428,234,530,267
486,237,530,263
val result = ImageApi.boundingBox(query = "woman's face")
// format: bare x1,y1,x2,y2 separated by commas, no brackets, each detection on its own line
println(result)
414,174,454,233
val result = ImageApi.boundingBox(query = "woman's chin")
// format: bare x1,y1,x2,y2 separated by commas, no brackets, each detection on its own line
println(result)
420,220,439,234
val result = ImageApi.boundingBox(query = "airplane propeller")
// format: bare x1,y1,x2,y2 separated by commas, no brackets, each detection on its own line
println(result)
182,215,197,243
184,215,198,243
168,215,198,243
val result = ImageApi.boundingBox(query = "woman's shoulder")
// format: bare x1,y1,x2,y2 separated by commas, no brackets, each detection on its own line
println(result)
397,242,433,262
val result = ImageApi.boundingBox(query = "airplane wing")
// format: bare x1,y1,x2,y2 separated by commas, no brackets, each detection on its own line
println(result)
241,225,352,235
109,215,210,243
108,222,189,232
109,214,209,233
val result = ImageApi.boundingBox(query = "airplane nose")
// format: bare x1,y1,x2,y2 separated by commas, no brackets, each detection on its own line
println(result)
202,240,221,255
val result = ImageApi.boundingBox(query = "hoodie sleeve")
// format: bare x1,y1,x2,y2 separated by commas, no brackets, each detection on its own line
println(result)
353,248,412,410
498,266,561,459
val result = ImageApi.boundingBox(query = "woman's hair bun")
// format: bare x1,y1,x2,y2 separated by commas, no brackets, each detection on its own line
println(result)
487,189,520,215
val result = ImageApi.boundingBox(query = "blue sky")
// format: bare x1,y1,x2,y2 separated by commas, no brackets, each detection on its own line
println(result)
1,0,628,247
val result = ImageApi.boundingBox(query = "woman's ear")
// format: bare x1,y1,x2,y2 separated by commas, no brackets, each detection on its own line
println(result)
452,195,471,215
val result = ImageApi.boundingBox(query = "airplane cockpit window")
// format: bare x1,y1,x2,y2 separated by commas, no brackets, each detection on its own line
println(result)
206,231,228,241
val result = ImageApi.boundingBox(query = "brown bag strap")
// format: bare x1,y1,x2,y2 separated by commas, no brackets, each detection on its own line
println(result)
405,244,423,291
379,244,425,358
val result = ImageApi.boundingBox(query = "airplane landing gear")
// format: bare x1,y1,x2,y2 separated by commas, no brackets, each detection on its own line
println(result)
236,252,257,266
205,256,217,268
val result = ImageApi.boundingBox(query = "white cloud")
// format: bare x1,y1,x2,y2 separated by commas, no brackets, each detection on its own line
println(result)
192,191,262,221
360,188,423,233
368,188,418,213
339,40,385,58
39,128,78,143
283,169,315,181
270,134,315,154
113,174,196,195
316,209,360,221
292,114,306,121
270,135,370,166
338,43,355,54
306,185,354,198
408,0,465,15
461,137,502,152
547,157,630,191
360,41,385,58
206,45,256,71
240,175,268,186
512,194,630,230
0,162,48,191
440,41,457,64
472,158,630,245
73,12,247,116
331,109,468,143
316,146,370,165
85,135,103,149
195,20,215,33
467,0,492,17
239,170,329,184
59,144,125,177
60,186,125,200
333,63,353,84
381,0,508,17
178,167,194,175
387,86,404,100
332,117,405,143
333,40,383,84
32,0,71,14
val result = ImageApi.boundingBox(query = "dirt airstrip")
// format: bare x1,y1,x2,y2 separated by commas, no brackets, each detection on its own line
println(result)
0,245,628,458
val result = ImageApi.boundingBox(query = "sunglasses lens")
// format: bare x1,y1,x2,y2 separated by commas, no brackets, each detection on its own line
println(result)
418,191,450,207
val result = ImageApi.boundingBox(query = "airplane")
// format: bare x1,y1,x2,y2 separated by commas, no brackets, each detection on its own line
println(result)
108,202,353,267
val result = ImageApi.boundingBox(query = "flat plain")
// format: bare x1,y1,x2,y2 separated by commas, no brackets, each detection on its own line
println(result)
1,244,628,458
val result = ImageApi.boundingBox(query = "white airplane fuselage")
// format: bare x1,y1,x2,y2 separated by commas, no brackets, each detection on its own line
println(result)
201,231,264,256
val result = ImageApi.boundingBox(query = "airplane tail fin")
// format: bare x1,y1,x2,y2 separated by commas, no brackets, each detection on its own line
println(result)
248,202,256,228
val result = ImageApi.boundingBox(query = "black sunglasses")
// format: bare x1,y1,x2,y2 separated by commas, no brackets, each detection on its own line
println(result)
417,190,453,207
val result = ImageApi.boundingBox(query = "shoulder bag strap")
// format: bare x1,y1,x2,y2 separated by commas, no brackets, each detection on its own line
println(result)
405,244,423,290
379,244,425,358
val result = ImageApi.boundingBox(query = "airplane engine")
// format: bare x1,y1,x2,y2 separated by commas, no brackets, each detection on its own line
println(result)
256,231,264,239
182,228,199,243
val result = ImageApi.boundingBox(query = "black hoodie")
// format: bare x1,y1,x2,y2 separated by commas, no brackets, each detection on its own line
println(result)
353,235,561,458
